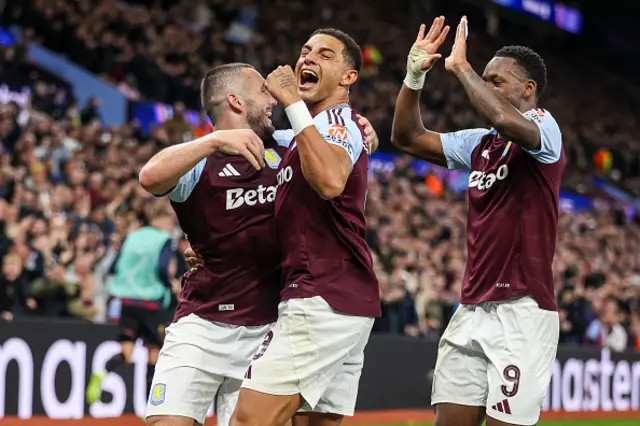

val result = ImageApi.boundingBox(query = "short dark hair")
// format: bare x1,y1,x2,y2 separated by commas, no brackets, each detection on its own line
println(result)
200,63,255,123
495,45,547,97
310,28,363,74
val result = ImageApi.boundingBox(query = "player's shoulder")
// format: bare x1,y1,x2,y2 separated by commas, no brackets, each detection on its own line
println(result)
314,104,354,125
272,129,294,150
315,104,363,139
209,151,258,178
523,108,558,126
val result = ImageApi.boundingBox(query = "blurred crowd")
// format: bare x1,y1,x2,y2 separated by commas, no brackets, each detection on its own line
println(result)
6,0,640,192
1,0,640,351
367,159,640,352
0,42,190,324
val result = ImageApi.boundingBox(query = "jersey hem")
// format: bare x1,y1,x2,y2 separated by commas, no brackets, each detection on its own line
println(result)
173,309,277,327
460,293,557,311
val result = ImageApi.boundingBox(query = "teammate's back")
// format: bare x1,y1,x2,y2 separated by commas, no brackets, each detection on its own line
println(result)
275,105,379,317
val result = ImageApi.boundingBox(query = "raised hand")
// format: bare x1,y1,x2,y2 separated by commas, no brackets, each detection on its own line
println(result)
445,16,471,73
212,129,266,170
409,16,450,73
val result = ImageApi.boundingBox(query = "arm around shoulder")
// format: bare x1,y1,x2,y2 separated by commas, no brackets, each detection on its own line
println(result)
139,133,220,196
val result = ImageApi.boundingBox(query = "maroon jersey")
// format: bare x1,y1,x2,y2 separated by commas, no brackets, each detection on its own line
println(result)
441,109,565,311
168,133,291,326
274,104,380,317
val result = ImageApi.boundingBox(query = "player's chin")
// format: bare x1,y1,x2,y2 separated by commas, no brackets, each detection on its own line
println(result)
297,87,321,104
263,120,276,137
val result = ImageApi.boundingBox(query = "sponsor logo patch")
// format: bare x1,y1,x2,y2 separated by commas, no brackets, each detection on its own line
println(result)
219,304,235,311
150,383,166,406
524,109,544,124
328,124,348,141
322,133,353,157
225,185,277,210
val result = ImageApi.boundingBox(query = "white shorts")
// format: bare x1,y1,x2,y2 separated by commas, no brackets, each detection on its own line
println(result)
241,296,374,416
431,296,559,425
146,313,272,425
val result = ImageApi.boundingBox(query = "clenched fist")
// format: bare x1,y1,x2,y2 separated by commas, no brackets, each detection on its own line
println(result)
265,65,302,108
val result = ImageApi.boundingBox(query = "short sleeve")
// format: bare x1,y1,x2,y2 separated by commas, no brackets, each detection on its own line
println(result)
523,109,563,164
314,108,364,165
164,158,207,203
273,130,294,148
440,128,490,171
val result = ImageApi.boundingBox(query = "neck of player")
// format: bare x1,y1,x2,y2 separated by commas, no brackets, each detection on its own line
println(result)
214,117,247,131
518,99,537,114
306,92,350,117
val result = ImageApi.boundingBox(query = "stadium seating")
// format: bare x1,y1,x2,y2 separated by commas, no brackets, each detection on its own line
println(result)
0,0,639,352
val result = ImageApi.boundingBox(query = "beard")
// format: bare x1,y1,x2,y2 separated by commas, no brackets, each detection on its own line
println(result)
246,99,275,139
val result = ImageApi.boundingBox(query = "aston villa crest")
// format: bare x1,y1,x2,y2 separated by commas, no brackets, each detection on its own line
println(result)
265,149,281,169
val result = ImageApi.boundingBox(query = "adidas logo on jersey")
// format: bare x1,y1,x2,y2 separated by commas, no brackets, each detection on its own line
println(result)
226,185,277,210
219,164,241,177
468,164,509,191
491,398,512,414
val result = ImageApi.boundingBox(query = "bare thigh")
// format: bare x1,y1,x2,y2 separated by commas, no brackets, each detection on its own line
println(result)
230,388,303,426
292,412,343,426
434,403,485,426
486,415,535,426
147,415,201,426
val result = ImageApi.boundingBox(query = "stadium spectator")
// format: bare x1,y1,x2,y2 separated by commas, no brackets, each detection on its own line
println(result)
29,262,95,320
8,0,640,198
0,251,35,321
80,96,103,125
161,102,193,144
585,296,629,352
0,0,639,353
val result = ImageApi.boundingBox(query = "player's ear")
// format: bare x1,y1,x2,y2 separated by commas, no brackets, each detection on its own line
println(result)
340,69,359,87
227,93,244,114
523,79,536,100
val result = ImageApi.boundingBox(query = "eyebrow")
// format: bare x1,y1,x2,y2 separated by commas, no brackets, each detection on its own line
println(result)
302,44,336,55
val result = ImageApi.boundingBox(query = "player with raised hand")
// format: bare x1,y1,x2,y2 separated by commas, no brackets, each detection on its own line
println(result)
392,16,564,426
229,29,378,426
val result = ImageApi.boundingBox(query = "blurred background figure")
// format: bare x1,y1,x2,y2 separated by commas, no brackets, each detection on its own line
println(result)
0,0,636,354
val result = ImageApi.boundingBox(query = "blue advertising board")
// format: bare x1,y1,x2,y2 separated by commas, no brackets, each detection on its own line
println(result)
491,0,582,33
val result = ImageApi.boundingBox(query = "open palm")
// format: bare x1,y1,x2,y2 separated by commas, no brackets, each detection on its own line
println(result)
445,16,470,72
410,16,450,72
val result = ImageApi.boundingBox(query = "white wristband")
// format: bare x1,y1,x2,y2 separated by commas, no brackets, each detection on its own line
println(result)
285,101,315,136
403,46,433,91
403,73,426,91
